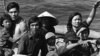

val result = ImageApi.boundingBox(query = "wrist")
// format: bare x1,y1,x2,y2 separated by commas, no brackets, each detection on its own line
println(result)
93,4,97,9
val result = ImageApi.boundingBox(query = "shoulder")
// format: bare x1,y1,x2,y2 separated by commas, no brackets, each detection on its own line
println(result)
17,16,23,20
20,32,29,41
16,16,24,24
82,21,89,27
16,20,26,32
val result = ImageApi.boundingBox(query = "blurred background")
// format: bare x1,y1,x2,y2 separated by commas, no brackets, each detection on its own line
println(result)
0,0,100,31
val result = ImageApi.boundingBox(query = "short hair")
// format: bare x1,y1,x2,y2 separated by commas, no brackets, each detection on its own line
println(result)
0,14,12,27
96,38,100,45
46,36,56,46
7,2,20,12
39,16,58,26
28,16,41,29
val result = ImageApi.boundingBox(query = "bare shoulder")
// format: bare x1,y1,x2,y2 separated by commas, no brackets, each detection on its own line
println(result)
18,21,26,32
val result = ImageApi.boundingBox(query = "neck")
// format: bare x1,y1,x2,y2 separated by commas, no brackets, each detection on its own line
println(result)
12,17,16,21
4,27,9,31
72,26,78,33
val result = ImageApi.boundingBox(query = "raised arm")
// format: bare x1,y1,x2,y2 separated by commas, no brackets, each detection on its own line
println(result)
86,1,100,26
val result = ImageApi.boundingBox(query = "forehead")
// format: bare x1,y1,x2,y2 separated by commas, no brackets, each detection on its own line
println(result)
3,19,11,22
56,38,64,42
8,8,17,12
72,15,81,20
30,22,38,25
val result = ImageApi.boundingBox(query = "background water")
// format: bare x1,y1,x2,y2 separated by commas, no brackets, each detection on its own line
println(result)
0,0,100,31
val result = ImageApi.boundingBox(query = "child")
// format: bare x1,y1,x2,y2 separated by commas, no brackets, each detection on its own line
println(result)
91,38,100,56
45,32,58,56
0,14,14,56
45,32,67,56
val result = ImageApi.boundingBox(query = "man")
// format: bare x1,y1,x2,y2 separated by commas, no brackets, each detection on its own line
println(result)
6,2,26,42
17,16,47,56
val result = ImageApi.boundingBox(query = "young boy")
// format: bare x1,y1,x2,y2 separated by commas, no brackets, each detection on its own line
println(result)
45,32,67,56
0,14,14,56
45,32,58,56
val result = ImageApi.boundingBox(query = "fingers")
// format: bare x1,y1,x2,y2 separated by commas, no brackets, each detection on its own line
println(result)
81,41,89,48
78,40,89,47
82,43,89,48
94,0,100,8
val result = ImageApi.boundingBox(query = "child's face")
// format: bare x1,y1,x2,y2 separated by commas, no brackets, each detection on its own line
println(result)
55,38,65,49
2,19,11,29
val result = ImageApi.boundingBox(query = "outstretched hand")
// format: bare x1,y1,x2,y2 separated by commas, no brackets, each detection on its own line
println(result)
94,0,100,8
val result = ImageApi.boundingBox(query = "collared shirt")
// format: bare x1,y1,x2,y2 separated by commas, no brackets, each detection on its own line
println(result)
18,28,48,56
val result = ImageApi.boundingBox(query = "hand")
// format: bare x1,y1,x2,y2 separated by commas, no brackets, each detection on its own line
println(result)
94,0,100,8
78,39,83,45
77,27,86,37
78,39,89,47
81,41,89,48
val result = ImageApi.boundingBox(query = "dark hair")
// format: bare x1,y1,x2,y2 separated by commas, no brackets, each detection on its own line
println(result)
96,38,100,46
0,14,12,27
7,2,20,12
67,12,82,31
96,38,100,51
46,36,56,46
28,16,42,30
39,16,58,26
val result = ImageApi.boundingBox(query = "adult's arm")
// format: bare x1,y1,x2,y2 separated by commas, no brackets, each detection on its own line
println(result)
86,1,100,26
13,21,26,42
54,25,100,38
17,34,27,54
66,41,80,50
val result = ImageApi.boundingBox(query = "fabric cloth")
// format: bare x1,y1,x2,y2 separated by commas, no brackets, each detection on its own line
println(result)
0,28,12,47
65,21,89,43
64,21,93,56
10,16,24,37
46,51,58,56
18,28,48,56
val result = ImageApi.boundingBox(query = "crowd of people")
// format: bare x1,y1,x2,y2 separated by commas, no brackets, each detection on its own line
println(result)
0,1,100,56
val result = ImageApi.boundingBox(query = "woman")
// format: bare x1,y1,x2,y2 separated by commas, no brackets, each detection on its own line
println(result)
64,1,100,56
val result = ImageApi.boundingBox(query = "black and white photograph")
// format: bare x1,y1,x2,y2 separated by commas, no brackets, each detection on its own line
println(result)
0,0,100,56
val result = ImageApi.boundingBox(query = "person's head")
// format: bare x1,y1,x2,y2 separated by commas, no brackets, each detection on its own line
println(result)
39,16,58,27
28,16,41,31
80,27,90,40
7,2,20,20
55,37,65,49
67,12,82,30
0,14,12,29
96,38,100,49
45,32,56,46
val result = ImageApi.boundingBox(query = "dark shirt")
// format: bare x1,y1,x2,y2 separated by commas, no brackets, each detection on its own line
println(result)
0,28,13,48
18,29,48,56
64,21,93,56
65,21,89,43
10,16,24,37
